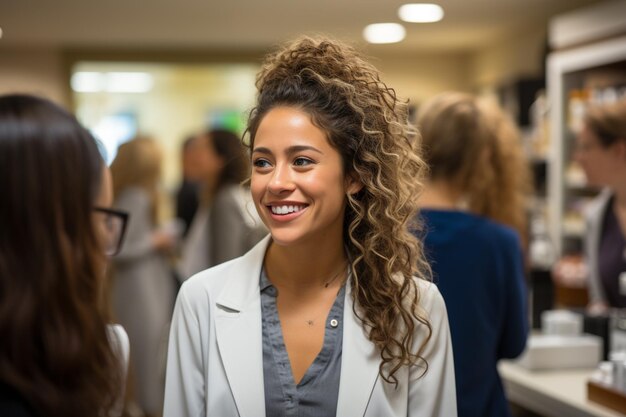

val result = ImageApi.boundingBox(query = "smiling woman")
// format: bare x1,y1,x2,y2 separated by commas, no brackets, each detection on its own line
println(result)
164,36,457,417
250,107,357,248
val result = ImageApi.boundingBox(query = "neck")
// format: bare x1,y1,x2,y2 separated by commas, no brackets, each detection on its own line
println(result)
264,236,348,294
418,180,462,210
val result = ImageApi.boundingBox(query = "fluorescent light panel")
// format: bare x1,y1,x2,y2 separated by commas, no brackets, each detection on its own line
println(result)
363,23,406,44
399,3,444,23
71,72,154,93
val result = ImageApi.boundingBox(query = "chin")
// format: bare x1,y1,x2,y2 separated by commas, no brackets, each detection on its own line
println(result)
268,232,301,247
267,227,315,248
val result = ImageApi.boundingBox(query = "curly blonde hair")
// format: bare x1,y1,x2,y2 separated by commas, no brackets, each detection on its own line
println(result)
417,92,532,246
246,36,431,384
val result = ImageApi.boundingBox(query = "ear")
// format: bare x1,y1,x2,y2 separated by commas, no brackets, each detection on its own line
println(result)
345,173,364,195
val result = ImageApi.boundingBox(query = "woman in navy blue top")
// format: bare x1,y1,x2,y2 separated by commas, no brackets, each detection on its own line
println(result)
415,92,530,417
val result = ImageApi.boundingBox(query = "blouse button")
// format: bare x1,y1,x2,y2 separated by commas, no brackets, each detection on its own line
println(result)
330,319,339,328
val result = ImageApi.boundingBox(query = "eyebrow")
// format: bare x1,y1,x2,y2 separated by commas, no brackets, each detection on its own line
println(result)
252,145,323,156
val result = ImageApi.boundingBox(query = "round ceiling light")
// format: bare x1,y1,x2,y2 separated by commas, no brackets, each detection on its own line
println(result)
398,3,444,23
363,23,406,44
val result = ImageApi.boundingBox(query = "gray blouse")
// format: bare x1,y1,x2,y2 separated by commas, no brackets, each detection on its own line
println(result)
260,268,345,417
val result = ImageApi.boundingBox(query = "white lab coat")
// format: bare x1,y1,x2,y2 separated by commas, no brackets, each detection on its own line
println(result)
164,235,457,417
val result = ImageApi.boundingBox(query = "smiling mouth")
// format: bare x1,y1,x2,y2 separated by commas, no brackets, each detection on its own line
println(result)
269,204,307,215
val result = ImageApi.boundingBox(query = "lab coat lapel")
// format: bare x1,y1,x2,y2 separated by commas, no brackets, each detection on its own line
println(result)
214,235,271,417
336,281,380,417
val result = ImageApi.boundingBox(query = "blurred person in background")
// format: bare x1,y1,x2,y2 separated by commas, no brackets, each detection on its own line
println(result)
174,135,202,238
574,98,626,312
415,92,530,417
0,94,128,417
177,128,266,279
110,136,176,417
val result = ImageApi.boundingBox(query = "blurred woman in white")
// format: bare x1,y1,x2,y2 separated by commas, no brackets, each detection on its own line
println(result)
110,136,176,417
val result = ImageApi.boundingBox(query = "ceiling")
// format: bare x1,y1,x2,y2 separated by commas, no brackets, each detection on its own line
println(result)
1,0,602,53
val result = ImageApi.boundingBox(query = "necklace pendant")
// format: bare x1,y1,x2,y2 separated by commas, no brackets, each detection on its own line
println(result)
307,320,314,326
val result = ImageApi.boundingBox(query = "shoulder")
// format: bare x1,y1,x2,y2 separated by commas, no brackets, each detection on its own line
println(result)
421,209,517,245
213,184,240,204
211,185,245,214
177,256,244,309
465,215,521,252
585,189,613,223
414,278,446,316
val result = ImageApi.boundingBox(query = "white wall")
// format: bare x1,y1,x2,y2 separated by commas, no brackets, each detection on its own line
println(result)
470,24,547,90
0,46,70,107
374,52,473,105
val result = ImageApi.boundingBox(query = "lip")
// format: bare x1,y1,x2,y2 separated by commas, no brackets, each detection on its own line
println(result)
265,201,309,223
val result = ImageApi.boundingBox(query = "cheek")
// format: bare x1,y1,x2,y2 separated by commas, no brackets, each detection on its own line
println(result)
250,174,265,202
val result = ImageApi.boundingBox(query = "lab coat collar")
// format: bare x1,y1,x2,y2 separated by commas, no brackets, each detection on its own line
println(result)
214,234,380,417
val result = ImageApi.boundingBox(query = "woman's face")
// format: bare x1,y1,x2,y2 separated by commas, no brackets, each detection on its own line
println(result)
250,106,360,248
194,134,225,184
574,124,624,188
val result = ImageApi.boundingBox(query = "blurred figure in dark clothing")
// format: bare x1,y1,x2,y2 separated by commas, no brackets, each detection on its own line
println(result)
175,135,202,237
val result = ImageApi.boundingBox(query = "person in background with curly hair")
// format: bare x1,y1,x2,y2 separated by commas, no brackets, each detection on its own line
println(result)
164,36,456,417
0,94,128,417
415,92,530,417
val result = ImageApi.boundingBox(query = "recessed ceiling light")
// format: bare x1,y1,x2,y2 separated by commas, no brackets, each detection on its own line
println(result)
399,3,444,23
363,23,406,44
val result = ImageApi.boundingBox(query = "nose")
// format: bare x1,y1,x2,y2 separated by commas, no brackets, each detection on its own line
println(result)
268,163,295,195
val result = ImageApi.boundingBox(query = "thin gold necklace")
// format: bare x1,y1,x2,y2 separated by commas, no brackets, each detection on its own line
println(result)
305,263,348,326
323,262,348,288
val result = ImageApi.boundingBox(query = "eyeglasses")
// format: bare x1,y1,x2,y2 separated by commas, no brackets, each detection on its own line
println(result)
93,207,129,256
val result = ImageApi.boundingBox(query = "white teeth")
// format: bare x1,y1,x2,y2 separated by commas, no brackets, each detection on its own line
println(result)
271,205,304,215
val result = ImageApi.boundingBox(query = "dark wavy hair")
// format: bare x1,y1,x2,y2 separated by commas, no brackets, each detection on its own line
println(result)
246,36,431,384
207,128,249,188
0,94,122,416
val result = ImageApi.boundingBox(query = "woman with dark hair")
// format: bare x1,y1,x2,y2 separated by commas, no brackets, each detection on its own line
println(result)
178,128,266,278
165,36,456,417
573,98,626,311
0,94,128,417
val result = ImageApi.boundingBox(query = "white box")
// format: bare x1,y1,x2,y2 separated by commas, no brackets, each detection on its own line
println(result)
541,309,583,336
517,334,602,370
